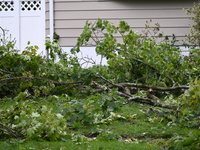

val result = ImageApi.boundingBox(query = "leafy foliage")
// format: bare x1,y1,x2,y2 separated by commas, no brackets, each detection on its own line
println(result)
0,96,67,140
169,131,200,150
177,78,200,128
72,19,199,87
0,16,200,149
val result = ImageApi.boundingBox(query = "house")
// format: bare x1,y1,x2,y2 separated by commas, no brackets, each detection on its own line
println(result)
45,0,197,48
0,0,197,56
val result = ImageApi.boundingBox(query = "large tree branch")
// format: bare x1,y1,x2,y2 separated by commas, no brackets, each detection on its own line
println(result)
117,83,189,91
90,81,176,109
94,73,189,92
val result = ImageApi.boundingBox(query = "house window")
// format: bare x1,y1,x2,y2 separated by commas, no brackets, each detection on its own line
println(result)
0,1,14,12
21,0,41,11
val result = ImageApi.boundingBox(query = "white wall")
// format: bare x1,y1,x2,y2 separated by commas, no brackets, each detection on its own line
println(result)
62,47,107,68
0,0,45,54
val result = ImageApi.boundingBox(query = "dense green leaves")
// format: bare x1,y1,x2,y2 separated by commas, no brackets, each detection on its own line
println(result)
72,19,199,87
0,14,200,149
0,98,67,140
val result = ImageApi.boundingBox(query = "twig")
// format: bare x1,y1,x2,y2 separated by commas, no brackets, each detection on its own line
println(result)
0,26,5,39
78,52,96,67
94,74,124,90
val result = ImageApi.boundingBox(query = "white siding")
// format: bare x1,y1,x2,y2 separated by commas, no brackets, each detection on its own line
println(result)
46,0,197,47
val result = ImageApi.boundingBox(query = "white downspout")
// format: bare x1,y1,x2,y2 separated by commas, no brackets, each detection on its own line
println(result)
15,1,21,50
49,0,54,41
47,0,54,57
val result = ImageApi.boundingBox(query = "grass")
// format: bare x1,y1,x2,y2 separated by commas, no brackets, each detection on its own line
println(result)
0,100,199,150
0,140,161,150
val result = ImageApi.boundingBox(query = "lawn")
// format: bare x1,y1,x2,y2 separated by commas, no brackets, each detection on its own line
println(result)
0,99,199,150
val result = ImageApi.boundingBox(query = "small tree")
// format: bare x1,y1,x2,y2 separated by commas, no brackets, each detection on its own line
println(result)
184,2,200,47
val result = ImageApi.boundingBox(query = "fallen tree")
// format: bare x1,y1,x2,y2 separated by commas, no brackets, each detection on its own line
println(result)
0,19,200,142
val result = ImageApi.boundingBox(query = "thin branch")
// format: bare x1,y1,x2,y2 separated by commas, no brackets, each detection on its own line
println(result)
94,74,188,92
78,52,96,67
0,123,24,138
95,74,115,86
0,69,15,75
131,57,176,86
0,26,5,39
127,97,176,109
94,74,124,90
132,58,159,72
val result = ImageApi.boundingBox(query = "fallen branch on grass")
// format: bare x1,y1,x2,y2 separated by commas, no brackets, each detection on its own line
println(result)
91,81,176,109
127,96,176,109
0,123,24,138
94,74,189,92
116,83,189,91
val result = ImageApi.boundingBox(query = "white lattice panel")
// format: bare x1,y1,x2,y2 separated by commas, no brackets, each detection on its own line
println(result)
0,0,45,54
21,1,41,11
0,1,14,12
0,1,41,12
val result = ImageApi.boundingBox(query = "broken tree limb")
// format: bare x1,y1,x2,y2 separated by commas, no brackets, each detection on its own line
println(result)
116,83,189,91
94,74,188,92
94,74,132,95
90,81,176,109
116,90,175,109
94,74,124,90
0,123,24,138
127,96,176,109
116,91,132,98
